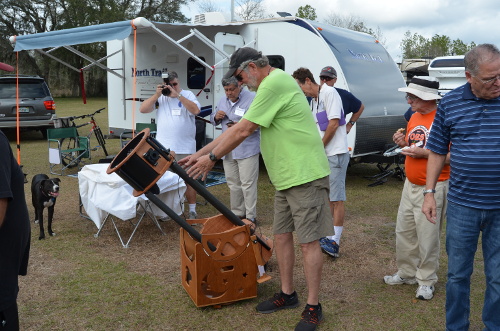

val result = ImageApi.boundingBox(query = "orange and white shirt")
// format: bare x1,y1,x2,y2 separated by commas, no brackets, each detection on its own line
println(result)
404,110,450,186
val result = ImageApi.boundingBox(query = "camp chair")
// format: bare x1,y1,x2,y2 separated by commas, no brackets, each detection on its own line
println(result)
47,127,90,175
119,122,157,148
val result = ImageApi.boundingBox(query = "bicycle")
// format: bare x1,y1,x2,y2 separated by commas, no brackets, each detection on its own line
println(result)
55,107,108,166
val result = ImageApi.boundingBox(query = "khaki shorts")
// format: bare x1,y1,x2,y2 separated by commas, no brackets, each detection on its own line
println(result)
273,176,333,244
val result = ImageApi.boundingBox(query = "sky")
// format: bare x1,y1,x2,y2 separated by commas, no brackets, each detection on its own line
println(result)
182,0,500,62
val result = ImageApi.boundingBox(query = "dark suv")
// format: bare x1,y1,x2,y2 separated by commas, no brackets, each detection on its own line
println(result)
0,75,56,136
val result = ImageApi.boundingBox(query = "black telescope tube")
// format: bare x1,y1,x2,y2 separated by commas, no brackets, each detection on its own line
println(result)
145,192,216,252
147,137,271,251
115,166,216,251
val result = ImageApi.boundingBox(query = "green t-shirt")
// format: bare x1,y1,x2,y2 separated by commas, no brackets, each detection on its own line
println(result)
243,69,330,190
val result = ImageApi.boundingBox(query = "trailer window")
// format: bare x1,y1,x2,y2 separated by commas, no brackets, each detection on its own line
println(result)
429,58,465,68
268,56,285,70
187,57,206,89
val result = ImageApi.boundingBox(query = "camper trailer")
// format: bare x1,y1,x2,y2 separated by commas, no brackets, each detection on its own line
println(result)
10,14,408,163
399,58,431,84
428,55,466,96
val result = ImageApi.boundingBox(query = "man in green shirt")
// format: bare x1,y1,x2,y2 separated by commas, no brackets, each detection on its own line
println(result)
180,47,332,331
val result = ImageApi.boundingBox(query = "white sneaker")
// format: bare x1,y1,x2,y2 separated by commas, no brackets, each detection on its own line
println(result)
158,215,171,222
416,285,435,300
188,211,198,219
383,273,417,285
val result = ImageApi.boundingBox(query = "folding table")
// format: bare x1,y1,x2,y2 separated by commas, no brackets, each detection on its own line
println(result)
78,163,186,247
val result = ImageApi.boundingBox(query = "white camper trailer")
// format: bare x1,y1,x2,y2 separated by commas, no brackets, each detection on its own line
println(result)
10,14,408,163
428,55,466,96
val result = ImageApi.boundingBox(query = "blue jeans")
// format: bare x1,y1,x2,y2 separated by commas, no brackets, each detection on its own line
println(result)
446,202,500,331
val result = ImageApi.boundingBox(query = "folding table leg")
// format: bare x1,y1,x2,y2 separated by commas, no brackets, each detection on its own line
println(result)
94,213,111,238
139,200,166,235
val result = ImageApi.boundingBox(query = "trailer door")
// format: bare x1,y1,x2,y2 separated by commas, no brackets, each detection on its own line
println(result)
211,33,245,139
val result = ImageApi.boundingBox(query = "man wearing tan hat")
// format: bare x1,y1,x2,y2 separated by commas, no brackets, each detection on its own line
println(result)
383,76,450,301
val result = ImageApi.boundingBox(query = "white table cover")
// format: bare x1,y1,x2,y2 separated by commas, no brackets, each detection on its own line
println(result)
78,163,186,228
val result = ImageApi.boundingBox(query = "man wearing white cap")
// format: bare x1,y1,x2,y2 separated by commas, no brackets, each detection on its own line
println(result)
383,76,450,301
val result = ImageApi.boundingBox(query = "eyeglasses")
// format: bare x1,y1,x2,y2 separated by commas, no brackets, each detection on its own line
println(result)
234,62,253,82
320,76,334,82
235,69,244,82
473,75,500,85
405,94,420,101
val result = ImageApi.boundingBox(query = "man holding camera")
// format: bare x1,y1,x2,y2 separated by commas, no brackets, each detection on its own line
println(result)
140,71,201,219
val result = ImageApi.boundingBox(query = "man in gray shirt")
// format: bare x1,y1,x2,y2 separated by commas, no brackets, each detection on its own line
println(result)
210,77,260,222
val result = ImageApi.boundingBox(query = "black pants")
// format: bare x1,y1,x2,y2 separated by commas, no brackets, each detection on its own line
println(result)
0,303,19,331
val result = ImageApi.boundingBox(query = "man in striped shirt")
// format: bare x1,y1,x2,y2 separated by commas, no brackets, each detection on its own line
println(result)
423,44,500,331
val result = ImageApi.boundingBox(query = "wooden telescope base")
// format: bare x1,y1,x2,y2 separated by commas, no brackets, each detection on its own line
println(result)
106,129,273,307
180,215,268,307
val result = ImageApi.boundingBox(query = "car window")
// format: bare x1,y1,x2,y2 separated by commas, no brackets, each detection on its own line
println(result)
429,58,465,68
0,81,48,99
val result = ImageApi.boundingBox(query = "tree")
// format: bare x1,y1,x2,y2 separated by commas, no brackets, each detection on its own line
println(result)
0,0,194,96
428,34,451,58
400,30,476,59
235,0,267,21
296,5,316,21
196,0,221,13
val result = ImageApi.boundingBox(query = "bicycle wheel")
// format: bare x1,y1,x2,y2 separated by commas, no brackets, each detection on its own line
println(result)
59,137,84,167
93,126,108,156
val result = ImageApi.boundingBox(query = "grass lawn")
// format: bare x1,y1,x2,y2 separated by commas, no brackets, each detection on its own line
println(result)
5,98,487,330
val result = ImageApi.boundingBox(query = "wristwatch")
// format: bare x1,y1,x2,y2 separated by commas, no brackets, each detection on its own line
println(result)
423,189,436,195
209,152,218,162
348,121,356,125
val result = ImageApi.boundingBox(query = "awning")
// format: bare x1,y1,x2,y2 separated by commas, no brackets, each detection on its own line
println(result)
12,20,134,51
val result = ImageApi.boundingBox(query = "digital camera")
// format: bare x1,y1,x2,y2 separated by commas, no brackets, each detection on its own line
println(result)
161,72,171,96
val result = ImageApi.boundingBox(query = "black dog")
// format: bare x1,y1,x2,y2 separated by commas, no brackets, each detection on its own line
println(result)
31,174,60,240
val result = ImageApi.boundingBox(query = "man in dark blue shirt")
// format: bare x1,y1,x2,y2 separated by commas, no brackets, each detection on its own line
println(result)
319,66,364,134
423,44,500,331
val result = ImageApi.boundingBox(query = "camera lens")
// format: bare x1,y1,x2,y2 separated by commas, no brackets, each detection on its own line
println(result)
162,85,171,96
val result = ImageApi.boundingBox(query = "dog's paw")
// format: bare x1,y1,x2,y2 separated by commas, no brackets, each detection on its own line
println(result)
34,219,39,224
38,235,45,240
49,232,56,237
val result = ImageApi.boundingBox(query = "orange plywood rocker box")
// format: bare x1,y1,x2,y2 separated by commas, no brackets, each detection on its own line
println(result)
107,128,273,307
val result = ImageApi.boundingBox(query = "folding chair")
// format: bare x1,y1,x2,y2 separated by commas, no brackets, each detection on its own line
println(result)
120,123,157,148
47,127,90,175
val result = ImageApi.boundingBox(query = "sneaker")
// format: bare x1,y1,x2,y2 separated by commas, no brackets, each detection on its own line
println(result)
383,273,417,285
320,238,339,257
319,237,329,246
295,303,323,331
416,285,435,300
158,215,171,222
256,291,300,314
188,211,197,219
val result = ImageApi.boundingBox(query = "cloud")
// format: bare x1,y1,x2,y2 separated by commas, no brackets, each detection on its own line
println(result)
184,0,500,61
261,0,500,60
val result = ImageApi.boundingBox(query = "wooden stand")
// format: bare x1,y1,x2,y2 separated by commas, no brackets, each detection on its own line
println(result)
107,129,273,307
180,215,261,307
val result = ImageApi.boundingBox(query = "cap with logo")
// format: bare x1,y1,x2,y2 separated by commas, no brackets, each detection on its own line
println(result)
320,66,337,78
223,47,262,79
